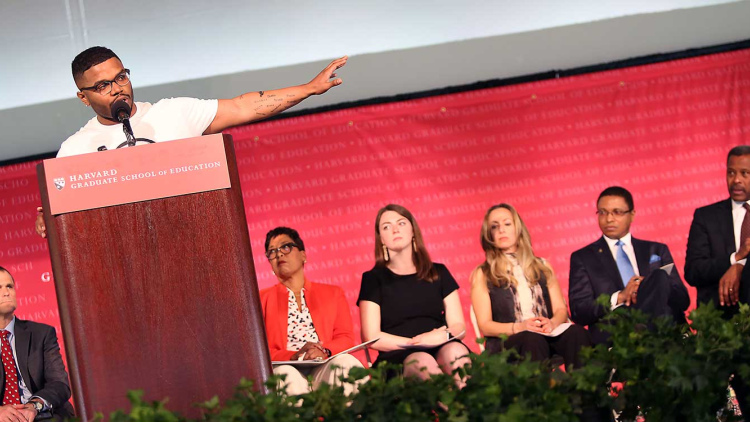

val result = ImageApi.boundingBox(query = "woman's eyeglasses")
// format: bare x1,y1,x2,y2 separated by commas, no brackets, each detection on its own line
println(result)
266,242,298,260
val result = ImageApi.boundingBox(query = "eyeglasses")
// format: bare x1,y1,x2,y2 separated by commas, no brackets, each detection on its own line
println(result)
78,69,131,95
266,242,298,260
596,209,632,218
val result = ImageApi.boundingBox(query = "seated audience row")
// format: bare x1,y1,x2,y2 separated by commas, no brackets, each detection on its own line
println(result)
256,146,749,417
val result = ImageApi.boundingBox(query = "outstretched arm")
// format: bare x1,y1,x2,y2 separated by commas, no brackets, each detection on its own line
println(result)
204,56,348,134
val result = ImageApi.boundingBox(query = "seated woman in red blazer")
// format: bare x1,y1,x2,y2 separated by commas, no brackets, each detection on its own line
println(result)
260,226,364,396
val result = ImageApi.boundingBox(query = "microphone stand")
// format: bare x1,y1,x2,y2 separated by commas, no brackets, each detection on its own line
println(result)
121,118,136,147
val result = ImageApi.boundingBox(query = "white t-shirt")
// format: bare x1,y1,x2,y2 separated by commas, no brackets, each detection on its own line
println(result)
57,97,219,157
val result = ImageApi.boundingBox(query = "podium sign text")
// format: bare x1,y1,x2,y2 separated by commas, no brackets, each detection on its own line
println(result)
43,134,230,215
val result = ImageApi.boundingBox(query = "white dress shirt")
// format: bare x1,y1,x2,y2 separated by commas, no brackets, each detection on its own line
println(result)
730,200,750,265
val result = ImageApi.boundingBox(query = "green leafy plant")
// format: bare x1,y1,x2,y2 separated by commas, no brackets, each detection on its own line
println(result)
457,349,583,422
91,302,750,422
584,299,748,422
108,390,183,422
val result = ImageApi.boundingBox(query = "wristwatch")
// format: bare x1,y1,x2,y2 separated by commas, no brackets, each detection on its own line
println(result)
29,400,44,413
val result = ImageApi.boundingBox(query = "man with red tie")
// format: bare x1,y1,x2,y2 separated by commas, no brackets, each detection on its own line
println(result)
0,267,73,421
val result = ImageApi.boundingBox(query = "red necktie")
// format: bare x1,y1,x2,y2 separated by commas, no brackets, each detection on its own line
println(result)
741,203,750,250
0,330,21,405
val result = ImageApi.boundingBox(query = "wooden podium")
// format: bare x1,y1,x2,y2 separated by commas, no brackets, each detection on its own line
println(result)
36,134,271,419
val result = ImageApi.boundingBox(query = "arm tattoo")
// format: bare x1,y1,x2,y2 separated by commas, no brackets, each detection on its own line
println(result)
258,90,265,97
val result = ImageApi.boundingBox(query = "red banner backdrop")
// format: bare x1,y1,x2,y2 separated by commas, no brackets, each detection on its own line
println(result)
1,48,749,364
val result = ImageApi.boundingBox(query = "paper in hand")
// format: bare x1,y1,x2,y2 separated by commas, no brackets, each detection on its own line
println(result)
660,263,674,276
537,322,572,337
397,330,466,349
272,338,379,367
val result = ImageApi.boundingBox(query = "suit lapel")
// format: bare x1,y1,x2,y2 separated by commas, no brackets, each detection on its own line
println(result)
13,319,33,392
720,199,736,255
593,237,624,290
632,238,650,277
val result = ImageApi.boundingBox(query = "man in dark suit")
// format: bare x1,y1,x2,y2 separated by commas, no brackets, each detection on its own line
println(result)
685,145,750,415
685,145,750,312
568,186,690,345
0,266,73,421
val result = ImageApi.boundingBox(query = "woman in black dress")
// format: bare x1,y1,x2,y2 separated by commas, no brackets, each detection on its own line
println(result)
358,204,470,384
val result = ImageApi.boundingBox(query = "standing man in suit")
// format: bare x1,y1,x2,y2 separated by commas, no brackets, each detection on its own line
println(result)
686,145,750,312
0,267,73,421
568,186,690,345
685,145,750,415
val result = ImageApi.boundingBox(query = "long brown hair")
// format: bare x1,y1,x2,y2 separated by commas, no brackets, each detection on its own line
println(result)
478,203,552,288
374,204,438,282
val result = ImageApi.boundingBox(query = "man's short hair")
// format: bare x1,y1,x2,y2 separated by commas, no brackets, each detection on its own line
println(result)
0,266,15,285
72,46,120,83
727,145,750,164
264,227,305,252
597,186,634,211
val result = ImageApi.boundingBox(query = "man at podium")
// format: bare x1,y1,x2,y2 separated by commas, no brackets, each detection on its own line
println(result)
58,46,347,157
36,46,347,237
0,267,74,421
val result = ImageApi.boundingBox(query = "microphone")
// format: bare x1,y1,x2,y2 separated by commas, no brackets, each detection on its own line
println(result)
110,98,131,123
110,99,136,146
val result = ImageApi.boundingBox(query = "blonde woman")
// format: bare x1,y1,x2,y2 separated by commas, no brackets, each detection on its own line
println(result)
358,204,470,384
470,204,590,370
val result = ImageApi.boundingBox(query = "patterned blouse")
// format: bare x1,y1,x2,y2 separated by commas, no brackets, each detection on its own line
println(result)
507,254,549,321
286,287,320,351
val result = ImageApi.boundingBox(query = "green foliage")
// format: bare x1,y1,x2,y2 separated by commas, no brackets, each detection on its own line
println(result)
586,299,749,422
95,301,750,422
458,349,582,422
347,363,457,421
108,390,184,422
